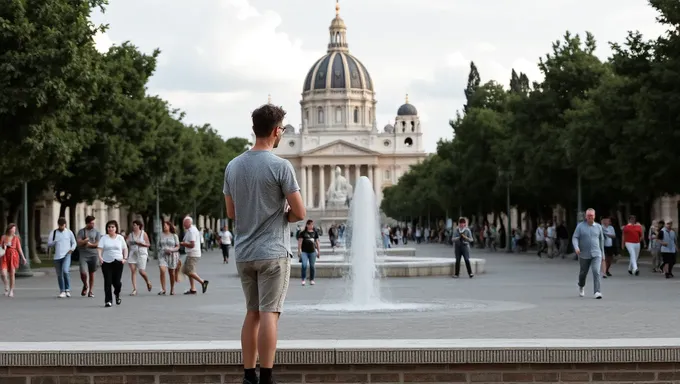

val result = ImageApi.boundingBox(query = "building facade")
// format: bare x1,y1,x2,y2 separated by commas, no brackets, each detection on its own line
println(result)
270,2,427,223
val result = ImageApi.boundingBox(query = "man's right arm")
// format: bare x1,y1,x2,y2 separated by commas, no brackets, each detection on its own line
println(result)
571,225,580,254
76,230,88,247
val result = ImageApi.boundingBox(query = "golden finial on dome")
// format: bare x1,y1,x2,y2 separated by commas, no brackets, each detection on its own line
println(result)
405,93,409,104
268,94,272,104
335,0,340,16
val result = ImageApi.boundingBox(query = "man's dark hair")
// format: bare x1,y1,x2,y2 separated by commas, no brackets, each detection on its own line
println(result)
306,219,314,225
252,104,286,138
85,215,95,224
57,217,66,226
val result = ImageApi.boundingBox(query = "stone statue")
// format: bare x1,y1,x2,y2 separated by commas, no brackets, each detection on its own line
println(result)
326,166,353,208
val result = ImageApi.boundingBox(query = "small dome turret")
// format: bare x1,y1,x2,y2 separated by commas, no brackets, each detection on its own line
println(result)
397,94,418,116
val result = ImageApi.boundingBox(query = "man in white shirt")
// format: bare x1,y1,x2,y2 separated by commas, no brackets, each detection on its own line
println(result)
536,223,546,258
218,225,233,264
47,217,77,298
546,221,557,258
180,217,208,294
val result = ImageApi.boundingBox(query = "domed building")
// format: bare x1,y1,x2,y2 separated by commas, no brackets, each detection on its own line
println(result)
272,1,426,222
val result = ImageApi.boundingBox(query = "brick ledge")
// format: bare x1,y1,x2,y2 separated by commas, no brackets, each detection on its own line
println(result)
1,339,680,366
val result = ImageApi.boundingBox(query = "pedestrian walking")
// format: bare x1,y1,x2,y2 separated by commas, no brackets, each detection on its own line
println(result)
97,220,127,307
452,217,474,278
76,215,101,297
572,208,604,299
0,223,26,297
47,217,77,298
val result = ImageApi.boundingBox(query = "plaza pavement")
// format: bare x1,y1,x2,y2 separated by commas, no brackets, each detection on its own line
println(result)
1,243,677,342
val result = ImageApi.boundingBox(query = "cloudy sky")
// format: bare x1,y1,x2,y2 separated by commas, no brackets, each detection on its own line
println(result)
92,0,665,152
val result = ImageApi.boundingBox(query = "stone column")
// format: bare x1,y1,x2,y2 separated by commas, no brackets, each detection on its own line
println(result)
355,164,361,185
368,166,374,189
330,164,336,196
319,165,325,211
306,166,314,208
300,166,307,206
373,166,381,205
344,165,350,180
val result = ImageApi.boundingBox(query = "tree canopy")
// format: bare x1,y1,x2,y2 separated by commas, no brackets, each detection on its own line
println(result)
0,0,249,235
381,0,680,228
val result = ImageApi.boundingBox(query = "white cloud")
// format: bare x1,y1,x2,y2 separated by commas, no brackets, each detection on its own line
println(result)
90,0,667,153
92,31,113,53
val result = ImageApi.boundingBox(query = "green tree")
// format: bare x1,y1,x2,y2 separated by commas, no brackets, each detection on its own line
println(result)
0,0,106,222
54,43,161,229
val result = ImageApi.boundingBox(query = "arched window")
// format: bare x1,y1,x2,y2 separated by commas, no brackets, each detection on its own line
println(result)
402,121,406,132
335,107,342,123
353,107,359,123
384,169,391,181
411,121,415,132
318,107,324,124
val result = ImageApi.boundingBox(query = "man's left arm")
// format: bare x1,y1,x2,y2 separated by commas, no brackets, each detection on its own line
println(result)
69,231,76,253
599,226,605,256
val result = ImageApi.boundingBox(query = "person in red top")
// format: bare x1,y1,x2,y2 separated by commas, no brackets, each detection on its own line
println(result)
1,223,27,297
622,215,643,276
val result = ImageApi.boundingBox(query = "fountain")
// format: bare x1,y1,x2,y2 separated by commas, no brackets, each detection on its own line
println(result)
347,176,381,306
285,177,487,313
289,177,486,280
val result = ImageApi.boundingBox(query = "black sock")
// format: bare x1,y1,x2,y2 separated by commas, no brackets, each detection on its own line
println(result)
244,368,257,382
260,368,273,383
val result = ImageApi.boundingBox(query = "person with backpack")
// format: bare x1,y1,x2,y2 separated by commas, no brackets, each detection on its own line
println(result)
452,217,474,278
47,217,77,298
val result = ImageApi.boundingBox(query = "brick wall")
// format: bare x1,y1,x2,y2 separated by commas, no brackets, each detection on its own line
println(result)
2,362,679,383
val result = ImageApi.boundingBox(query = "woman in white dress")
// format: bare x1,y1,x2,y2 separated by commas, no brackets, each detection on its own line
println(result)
158,221,180,295
97,220,128,307
126,220,152,295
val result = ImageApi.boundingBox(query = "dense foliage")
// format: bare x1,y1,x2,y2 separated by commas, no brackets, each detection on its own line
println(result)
381,0,680,228
0,0,249,243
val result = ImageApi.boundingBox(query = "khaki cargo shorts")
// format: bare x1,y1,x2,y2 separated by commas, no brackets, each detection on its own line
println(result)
236,257,290,313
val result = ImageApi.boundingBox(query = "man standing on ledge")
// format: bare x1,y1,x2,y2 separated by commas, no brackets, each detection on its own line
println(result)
223,104,305,384
572,208,605,299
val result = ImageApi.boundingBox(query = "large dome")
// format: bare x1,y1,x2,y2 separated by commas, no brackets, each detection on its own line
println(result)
303,51,373,92
302,1,373,93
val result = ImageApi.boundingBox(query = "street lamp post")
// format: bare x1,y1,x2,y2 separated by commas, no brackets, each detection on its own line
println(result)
155,175,167,259
576,169,583,222
16,182,33,277
566,146,583,223
498,166,515,252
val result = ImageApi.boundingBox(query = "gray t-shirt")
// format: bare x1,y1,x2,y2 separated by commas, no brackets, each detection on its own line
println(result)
223,150,300,262
77,227,101,259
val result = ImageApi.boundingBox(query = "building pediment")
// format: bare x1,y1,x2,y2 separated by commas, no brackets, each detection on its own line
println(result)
303,140,380,156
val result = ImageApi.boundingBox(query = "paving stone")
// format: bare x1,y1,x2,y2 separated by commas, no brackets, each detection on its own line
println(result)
2,244,677,341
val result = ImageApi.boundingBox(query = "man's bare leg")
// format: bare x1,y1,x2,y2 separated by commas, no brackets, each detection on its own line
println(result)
258,312,280,384
242,311,260,383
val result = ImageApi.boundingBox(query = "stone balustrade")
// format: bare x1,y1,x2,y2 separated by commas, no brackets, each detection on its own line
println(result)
2,339,680,383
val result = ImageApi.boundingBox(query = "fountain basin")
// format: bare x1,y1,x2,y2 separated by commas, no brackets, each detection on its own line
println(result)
290,255,486,278
318,248,416,257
